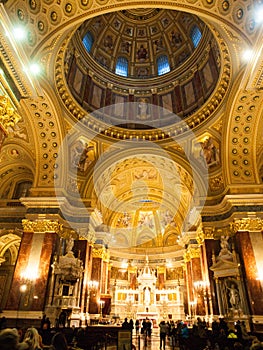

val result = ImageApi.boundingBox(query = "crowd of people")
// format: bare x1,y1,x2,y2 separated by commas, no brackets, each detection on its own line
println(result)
121,316,263,350
156,317,263,350
1,315,263,350
0,326,70,350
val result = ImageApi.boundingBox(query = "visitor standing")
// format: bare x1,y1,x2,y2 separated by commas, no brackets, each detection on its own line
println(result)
159,320,168,350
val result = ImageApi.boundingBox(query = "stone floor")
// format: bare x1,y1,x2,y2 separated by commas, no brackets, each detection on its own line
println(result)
131,329,178,350
101,329,176,350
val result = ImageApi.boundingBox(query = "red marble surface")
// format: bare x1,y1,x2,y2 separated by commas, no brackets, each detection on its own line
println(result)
5,232,33,310
91,257,102,289
236,231,263,315
32,232,59,311
158,272,165,289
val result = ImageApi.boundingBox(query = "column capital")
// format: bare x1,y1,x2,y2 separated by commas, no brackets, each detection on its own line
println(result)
197,226,215,244
184,247,200,262
230,218,263,233
22,219,62,233
92,246,110,262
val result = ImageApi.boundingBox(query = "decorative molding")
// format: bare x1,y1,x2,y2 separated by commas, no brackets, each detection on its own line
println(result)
230,218,263,233
22,219,63,233
0,96,21,133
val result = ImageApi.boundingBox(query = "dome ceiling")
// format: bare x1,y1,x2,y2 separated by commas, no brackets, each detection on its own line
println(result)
78,8,206,78
62,8,226,135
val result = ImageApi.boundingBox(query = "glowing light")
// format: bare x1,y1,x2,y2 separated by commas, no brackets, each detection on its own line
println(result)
242,49,253,62
121,261,128,269
256,269,263,281
254,8,263,24
166,259,173,268
29,63,41,75
21,266,39,281
13,26,27,41
20,284,27,293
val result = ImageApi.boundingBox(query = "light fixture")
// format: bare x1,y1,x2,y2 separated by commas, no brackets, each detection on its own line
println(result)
20,284,27,293
193,280,209,295
88,280,99,291
21,266,39,282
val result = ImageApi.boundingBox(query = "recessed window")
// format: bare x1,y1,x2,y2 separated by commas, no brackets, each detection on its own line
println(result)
157,55,170,76
115,57,128,77
190,25,202,48
83,32,94,53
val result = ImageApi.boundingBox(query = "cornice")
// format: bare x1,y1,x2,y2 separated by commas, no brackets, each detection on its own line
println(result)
202,194,263,220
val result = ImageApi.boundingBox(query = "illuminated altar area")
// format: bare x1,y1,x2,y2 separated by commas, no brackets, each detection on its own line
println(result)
110,257,185,324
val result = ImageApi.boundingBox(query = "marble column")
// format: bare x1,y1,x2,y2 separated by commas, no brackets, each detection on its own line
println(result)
232,218,263,316
185,247,205,316
89,245,109,314
6,219,60,314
